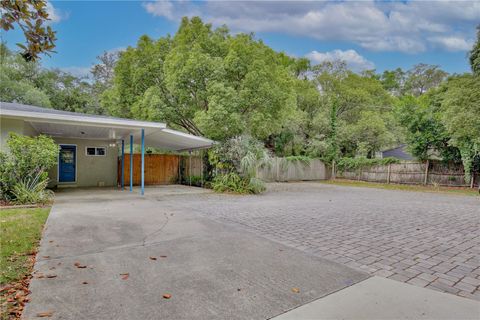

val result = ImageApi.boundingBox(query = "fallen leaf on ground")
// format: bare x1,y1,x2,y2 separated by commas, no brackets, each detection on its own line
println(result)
36,311,54,317
120,273,129,280
49,240,54,243
42,256,50,259
149,256,157,260
291,288,300,293
74,262,87,268
82,281,88,284
163,294,171,299
160,255,167,258
46,274,57,279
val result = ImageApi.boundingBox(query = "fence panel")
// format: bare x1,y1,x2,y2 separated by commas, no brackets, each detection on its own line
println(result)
257,158,327,182
336,160,478,187
118,154,180,186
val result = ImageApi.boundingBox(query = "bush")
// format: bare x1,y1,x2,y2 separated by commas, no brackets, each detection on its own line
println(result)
209,135,271,194
0,133,59,203
336,157,400,172
182,175,203,187
12,172,54,205
211,173,265,194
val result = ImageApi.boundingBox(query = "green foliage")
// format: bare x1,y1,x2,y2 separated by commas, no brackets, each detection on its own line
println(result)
336,157,400,172
439,74,480,183
0,133,59,202
211,172,265,194
0,0,56,61
108,17,297,141
12,172,54,205
209,135,270,194
395,94,459,162
182,175,203,187
470,25,480,76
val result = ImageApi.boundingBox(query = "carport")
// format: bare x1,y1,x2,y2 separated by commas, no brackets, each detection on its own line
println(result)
0,102,214,194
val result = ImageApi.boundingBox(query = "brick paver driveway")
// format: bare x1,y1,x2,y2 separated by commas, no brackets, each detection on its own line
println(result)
159,182,480,300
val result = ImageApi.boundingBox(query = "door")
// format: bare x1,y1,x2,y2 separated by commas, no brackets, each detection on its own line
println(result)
59,145,76,182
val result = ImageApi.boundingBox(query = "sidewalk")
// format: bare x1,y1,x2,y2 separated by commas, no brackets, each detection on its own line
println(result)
272,276,480,320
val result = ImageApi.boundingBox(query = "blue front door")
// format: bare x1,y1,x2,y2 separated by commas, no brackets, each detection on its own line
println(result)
59,145,76,182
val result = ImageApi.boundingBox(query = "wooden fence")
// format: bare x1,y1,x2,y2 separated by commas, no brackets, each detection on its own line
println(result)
335,160,479,187
118,154,180,186
118,154,205,186
257,158,327,182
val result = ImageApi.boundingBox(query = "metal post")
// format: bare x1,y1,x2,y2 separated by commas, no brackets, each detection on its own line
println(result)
141,129,145,195
129,135,133,192
121,139,125,189
189,150,192,186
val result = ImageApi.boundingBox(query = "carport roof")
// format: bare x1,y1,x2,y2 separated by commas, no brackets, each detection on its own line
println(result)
0,102,214,151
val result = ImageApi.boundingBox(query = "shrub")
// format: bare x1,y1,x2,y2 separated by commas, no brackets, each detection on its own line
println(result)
12,172,54,205
0,133,59,203
182,175,203,187
211,173,266,194
209,135,271,194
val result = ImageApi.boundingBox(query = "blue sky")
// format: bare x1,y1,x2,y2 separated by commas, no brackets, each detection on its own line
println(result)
3,1,479,77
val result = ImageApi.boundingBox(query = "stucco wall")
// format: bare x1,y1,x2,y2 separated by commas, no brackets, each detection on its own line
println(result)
48,138,118,188
1,118,30,151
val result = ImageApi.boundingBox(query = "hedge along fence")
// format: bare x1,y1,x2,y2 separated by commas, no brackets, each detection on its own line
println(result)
257,157,328,182
335,160,479,188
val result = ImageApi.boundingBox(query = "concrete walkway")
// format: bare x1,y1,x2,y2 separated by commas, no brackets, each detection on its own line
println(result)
273,276,480,320
23,187,366,319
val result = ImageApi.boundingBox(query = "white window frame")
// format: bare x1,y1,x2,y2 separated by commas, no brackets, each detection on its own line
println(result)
85,146,107,157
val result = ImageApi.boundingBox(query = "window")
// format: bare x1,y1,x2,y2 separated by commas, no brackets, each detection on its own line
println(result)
86,147,106,156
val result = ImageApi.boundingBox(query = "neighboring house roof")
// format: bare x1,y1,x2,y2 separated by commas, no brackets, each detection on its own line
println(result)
381,144,414,160
0,102,213,151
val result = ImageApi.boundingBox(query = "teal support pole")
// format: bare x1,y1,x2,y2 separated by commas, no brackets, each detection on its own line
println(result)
121,139,125,189
129,135,133,192
141,129,145,196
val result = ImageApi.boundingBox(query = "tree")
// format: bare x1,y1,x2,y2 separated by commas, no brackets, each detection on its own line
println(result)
395,93,459,162
0,43,102,113
470,25,480,76
440,74,480,183
0,0,56,61
106,17,298,142
380,68,406,96
404,64,448,96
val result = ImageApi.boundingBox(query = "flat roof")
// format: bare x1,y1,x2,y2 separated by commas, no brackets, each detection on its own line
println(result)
0,102,214,151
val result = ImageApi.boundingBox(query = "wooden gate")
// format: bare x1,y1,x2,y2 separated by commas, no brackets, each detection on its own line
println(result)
118,154,180,186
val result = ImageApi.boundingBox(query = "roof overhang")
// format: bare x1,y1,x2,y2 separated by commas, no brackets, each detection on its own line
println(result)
1,104,214,151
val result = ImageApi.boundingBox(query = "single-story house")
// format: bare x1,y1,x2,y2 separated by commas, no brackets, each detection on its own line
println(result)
0,102,213,194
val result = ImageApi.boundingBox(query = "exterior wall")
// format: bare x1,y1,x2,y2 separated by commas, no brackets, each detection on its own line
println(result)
48,138,118,188
0,118,30,151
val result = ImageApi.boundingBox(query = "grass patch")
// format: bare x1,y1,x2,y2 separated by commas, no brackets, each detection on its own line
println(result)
1,207,50,319
321,179,479,196
0,207,50,284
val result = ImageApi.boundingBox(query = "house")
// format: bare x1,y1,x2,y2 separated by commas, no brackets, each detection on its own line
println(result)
0,102,213,194
377,144,414,160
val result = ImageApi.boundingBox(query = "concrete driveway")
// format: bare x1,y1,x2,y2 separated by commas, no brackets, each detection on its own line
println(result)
23,183,480,319
24,186,367,319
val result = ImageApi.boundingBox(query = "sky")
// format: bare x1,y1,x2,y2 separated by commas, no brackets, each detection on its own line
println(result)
2,0,479,77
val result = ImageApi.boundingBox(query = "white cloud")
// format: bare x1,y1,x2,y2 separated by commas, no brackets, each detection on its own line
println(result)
142,1,175,19
143,0,480,53
428,36,473,51
306,49,375,72
45,1,66,23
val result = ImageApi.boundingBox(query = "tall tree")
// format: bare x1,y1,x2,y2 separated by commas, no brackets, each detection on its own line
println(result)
404,64,448,96
106,17,298,141
440,74,480,183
